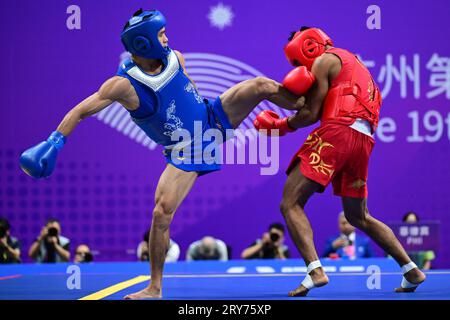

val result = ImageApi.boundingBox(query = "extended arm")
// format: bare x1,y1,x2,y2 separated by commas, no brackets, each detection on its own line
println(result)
57,76,131,136
19,76,132,179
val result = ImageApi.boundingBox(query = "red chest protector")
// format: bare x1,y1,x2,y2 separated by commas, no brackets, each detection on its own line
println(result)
321,48,382,132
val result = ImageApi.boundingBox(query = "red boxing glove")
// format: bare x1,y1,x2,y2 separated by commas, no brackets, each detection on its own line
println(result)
282,66,316,95
253,110,296,136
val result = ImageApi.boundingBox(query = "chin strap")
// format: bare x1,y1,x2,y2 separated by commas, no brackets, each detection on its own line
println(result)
401,261,418,289
301,260,322,290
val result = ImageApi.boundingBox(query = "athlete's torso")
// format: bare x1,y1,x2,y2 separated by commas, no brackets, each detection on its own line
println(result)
116,50,209,147
321,47,382,133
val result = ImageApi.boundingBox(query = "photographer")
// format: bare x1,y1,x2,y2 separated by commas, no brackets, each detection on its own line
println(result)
28,218,70,263
0,217,21,263
186,236,228,261
137,229,180,263
241,223,290,259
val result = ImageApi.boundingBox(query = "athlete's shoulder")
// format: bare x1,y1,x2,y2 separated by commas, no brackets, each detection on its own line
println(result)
322,48,344,62
99,76,132,100
314,52,341,72
326,47,352,54
173,49,186,66
173,49,182,58
325,47,357,64
309,51,342,83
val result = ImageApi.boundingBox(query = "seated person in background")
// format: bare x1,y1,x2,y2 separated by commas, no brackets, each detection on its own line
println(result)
0,217,21,263
28,218,70,263
323,212,374,259
403,211,420,224
138,229,180,263
186,236,228,261
241,223,290,259
74,244,93,263
403,211,435,270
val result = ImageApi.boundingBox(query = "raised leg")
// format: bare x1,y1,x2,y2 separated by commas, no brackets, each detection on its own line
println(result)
220,76,305,128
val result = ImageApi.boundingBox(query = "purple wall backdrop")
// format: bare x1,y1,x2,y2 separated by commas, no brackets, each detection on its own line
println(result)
1,0,449,266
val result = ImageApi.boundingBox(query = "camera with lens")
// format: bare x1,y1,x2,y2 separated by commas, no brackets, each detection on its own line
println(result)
81,252,93,263
270,232,280,243
47,227,59,238
44,227,59,247
0,226,7,239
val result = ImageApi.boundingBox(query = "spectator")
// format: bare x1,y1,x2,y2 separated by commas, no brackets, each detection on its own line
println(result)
74,244,93,263
403,211,420,223
402,211,435,270
0,217,21,263
186,236,228,261
323,212,374,259
241,223,290,259
137,229,180,263
28,218,70,263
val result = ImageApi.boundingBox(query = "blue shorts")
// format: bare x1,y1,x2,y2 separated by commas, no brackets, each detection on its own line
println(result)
164,96,233,175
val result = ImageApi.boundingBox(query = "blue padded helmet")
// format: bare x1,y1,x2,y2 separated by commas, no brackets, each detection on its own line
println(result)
121,9,170,59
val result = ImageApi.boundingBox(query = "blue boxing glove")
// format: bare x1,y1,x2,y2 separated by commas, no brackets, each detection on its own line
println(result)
19,131,67,179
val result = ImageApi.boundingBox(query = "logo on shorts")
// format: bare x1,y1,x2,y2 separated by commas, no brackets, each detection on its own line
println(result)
304,133,335,177
351,179,366,189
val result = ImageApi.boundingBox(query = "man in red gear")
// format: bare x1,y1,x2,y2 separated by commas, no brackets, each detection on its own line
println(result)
255,27,426,296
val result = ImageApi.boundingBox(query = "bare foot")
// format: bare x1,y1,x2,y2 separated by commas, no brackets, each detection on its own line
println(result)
288,269,329,297
124,286,162,299
395,268,426,293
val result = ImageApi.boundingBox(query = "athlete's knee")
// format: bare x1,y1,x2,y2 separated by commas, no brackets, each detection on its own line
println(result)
280,199,290,217
281,185,312,217
152,198,175,229
252,76,278,99
152,209,172,230
345,208,371,229
280,197,304,218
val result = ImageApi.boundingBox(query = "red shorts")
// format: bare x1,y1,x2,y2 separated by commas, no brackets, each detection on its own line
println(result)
286,122,375,198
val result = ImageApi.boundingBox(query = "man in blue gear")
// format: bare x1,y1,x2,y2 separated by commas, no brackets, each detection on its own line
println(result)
19,9,305,299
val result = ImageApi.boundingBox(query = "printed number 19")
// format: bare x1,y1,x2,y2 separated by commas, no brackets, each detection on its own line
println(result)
407,111,449,142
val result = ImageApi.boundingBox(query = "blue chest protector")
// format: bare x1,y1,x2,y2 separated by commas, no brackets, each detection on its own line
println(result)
116,51,209,148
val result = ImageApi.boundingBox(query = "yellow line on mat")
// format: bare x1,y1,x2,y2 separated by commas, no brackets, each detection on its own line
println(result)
79,275,150,300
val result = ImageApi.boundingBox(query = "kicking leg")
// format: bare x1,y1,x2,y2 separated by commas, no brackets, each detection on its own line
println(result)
280,161,329,297
220,76,305,128
124,164,198,299
341,196,426,292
